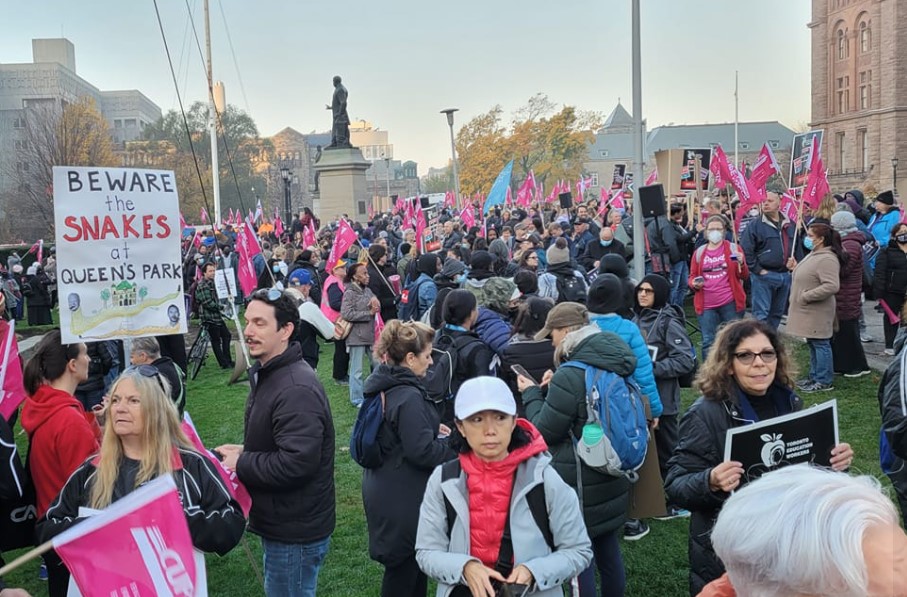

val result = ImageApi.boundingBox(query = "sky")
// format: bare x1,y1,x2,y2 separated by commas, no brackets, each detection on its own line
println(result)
2,0,813,172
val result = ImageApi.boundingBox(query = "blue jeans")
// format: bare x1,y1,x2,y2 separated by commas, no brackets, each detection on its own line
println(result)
262,535,331,597
807,338,833,385
750,270,791,329
348,345,371,407
698,301,744,362
576,530,625,597
669,260,689,306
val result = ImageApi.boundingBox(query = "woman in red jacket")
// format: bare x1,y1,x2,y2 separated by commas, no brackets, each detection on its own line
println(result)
689,216,749,361
20,330,100,597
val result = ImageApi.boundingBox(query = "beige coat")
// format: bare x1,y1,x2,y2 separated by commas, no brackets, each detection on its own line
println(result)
785,246,841,340
341,282,377,347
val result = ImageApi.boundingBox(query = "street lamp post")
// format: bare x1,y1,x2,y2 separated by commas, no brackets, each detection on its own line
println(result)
440,108,461,210
279,166,292,228
893,157,899,194
385,157,391,203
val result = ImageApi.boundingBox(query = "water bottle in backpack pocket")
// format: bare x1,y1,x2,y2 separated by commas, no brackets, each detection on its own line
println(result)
562,361,649,481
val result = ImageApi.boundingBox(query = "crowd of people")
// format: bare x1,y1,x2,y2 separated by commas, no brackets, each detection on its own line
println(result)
2,183,907,597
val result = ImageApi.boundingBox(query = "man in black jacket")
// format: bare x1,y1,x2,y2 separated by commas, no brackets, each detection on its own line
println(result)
217,289,336,596
130,336,186,416
579,226,627,272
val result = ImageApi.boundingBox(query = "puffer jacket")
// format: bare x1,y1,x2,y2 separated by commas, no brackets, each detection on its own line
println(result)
523,327,637,537
472,308,511,356
500,335,555,401
873,240,907,309
416,420,592,597
878,329,907,506
589,313,663,418
837,231,866,321
664,383,801,596
341,281,377,347
869,207,902,252
361,365,456,567
633,305,695,416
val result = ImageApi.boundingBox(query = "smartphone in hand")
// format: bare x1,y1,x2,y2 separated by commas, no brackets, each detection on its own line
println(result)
510,364,538,385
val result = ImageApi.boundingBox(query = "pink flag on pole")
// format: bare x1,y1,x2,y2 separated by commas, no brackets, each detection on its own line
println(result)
326,219,358,271
644,169,658,186
36,239,43,265
403,200,415,229
609,189,626,211
53,476,198,597
367,203,374,220
505,186,513,206
802,137,829,210
780,191,800,224
461,205,475,229
415,203,427,252
200,207,208,224
275,216,284,238
179,212,188,230
710,146,728,188
516,174,534,207
395,195,405,213
749,143,782,194
235,220,261,295
181,412,252,517
598,188,610,215
303,221,317,248
0,319,27,421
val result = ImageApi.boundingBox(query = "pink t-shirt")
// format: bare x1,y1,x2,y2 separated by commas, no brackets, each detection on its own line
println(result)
701,245,735,309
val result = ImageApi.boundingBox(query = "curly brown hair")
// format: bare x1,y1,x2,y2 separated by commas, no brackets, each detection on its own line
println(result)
373,319,434,366
696,319,796,401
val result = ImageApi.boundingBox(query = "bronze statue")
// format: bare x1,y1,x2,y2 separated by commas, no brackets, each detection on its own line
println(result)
326,75,351,148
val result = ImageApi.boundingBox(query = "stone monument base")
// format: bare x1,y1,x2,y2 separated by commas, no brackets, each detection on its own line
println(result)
314,147,370,223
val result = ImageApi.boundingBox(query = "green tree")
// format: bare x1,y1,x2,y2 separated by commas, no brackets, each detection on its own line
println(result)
100,288,111,308
421,164,454,194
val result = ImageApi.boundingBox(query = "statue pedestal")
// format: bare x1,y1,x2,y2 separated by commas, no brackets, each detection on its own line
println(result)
314,147,370,223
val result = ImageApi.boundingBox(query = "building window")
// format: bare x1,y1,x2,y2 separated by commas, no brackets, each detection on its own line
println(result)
837,76,850,114
860,84,869,110
599,150,609,158
590,173,600,187
739,142,750,150
837,29,847,60
115,119,122,129
837,132,846,170
125,119,137,127
858,129,868,171
13,117,25,129
860,21,871,53
14,140,27,150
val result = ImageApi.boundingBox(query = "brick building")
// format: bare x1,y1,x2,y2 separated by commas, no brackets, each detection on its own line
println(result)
810,0,905,195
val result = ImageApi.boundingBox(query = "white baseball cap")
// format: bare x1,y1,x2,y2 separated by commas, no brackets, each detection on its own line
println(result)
454,377,517,420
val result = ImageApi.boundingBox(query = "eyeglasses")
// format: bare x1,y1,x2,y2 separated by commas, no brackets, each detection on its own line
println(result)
126,364,167,394
733,350,778,365
253,287,284,302
637,287,654,295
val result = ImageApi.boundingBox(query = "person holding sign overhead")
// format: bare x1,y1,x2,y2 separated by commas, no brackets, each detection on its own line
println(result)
664,319,854,596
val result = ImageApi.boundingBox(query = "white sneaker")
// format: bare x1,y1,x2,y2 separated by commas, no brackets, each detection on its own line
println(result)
860,334,873,343
884,348,896,356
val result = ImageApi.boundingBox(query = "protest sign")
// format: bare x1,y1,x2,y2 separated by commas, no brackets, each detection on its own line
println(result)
213,268,237,300
789,130,825,188
53,167,186,344
679,149,711,191
724,399,839,486
611,164,626,190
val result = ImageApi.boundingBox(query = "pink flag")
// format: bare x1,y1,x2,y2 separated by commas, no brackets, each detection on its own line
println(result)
179,212,188,230
403,200,414,230
275,216,284,238
54,476,198,597
200,207,208,224
303,221,316,248
505,186,513,206
598,188,610,215
227,208,235,224
367,203,375,220
802,137,829,210
181,412,252,517
461,206,475,230
192,231,202,250
780,191,800,224
415,203,427,252
395,195,405,213
0,319,27,421
710,146,728,188
235,219,262,295
443,191,455,209
516,174,535,207
607,188,626,212
326,219,358,271
749,143,782,194
26,240,40,256
36,239,43,265
644,169,658,186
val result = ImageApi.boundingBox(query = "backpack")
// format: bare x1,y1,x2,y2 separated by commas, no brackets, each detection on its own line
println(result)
555,272,587,304
398,277,427,320
349,391,387,468
0,416,37,551
423,332,483,406
561,361,648,480
440,459,554,551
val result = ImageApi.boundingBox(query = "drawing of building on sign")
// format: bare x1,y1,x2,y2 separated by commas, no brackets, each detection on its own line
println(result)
110,281,137,307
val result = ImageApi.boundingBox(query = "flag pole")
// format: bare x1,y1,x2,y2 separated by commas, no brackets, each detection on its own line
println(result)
0,539,55,576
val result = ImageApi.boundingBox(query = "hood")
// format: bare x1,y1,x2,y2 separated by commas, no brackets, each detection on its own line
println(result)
588,273,624,315
466,269,496,282
635,274,671,310
21,385,86,435
546,261,576,276
460,418,548,472
600,254,629,279
635,302,685,326
417,253,439,277
845,189,865,207
363,363,424,395
560,325,636,377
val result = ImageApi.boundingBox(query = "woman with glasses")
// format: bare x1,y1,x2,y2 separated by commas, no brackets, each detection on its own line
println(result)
664,319,854,596
342,262,381,408
36,367,245,592
688,215,748,362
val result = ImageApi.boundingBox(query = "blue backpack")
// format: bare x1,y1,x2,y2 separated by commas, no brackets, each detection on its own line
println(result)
349,392,387,468
562,361,648,480
397,278,426,321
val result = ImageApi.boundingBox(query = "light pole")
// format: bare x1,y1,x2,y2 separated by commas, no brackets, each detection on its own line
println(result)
893,157,899,194
440,108,461,210
279,166,292,228
385,157,391,203
631,0,645,281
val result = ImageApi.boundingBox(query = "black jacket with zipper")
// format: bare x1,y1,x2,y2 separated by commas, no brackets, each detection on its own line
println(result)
236,342,336,543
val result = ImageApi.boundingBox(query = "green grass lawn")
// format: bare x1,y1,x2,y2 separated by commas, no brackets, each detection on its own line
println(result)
2,334,888,596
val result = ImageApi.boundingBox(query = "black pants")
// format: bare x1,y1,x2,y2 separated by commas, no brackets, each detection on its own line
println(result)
157,333,188,372
205,321,233,368
882,295,905,349
332,337,350,380
831,318,870,374
654,413,679,487
381,556,427,597
46,550,70,597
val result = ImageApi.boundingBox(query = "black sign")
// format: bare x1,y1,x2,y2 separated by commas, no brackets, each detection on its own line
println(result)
724,400,839,486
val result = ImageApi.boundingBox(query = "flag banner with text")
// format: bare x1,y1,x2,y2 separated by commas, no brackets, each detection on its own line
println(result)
53,167,187,344
789,130,825,188
55,475,200,596
611,164,626,190
723,400,838,488
749,143,782,193
680,149,711,191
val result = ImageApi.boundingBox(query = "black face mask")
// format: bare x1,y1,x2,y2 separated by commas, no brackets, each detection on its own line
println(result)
897,234,907,244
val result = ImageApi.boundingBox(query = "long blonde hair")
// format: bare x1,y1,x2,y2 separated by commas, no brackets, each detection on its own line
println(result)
90,369,193,509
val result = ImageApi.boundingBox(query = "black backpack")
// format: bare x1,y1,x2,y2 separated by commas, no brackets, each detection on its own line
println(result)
423,332,485,407
555,272,587,304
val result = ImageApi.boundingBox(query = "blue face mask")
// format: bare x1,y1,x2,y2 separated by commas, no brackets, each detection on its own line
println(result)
600,239,613,247
803,237,814,250
455,274,465,283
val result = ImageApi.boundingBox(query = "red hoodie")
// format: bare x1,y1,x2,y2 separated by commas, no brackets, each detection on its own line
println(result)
21,384,100,516
460,418,548,569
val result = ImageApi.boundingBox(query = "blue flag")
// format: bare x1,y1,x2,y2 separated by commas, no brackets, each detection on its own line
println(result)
483,160,514,214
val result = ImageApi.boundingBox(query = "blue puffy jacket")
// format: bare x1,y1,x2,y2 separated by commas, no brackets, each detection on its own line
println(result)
413,273,438,321
589,313,663,418
472,308,511,356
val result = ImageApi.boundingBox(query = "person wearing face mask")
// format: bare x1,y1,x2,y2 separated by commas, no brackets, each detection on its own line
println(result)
872,221,907,354
787,223,846,393
579,226,627,272
689,216,749,361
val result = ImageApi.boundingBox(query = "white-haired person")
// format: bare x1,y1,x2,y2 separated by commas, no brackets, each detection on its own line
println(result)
699,465,907,597
416,377,592,597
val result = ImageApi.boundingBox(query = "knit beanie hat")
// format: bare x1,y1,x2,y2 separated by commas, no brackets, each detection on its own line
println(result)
440,258,467,280
442,289,477,326
546,237,570,266
877,190,895,206
470,250,494,272
830,210,857,234
417,253,439,277
587,273,625,315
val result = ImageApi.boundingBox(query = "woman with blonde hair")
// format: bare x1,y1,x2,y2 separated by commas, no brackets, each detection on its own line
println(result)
37,367,245,584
